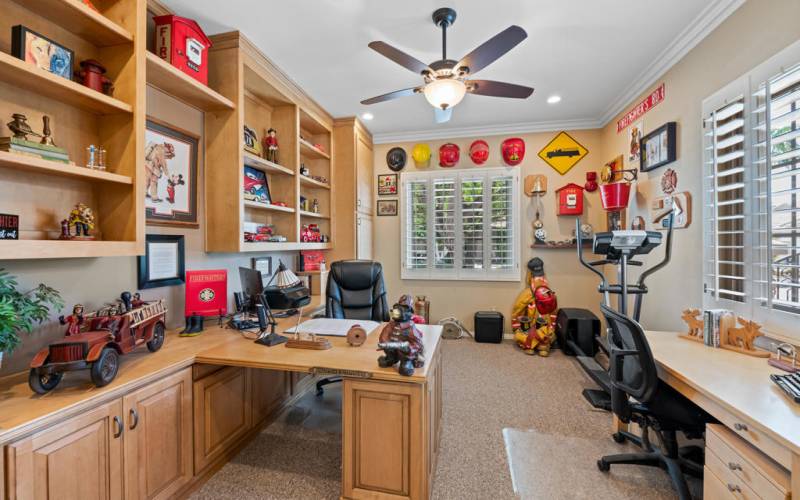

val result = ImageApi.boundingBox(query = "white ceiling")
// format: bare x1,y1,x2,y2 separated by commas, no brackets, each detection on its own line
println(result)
163,0,743,142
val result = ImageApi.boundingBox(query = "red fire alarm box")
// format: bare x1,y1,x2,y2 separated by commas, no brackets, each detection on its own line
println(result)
185,270,227,317
154,15,211,85
555,183,585,216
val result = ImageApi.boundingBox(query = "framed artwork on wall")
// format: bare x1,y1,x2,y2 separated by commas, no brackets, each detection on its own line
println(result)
377,199,398,216
252,256,273,279
11,25,74,80
145,119,199,227
640,122,677,172
378,174,398,196
137,234,185,289
243,166,271,204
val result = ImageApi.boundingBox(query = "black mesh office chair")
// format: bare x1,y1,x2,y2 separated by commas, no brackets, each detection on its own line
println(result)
316,260,389,395
598,304,714,500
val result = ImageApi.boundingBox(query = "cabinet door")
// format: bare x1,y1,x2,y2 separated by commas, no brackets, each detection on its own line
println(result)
123,368,192,500
193,366,251,473
356,215,373,260
7,400,124,500
356,135,373,215
250,368,288,427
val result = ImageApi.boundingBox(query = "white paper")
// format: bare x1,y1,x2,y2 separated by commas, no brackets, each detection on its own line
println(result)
285,318,381,337
148,242,179,280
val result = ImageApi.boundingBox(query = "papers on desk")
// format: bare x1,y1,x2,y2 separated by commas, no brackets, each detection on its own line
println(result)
284,318,381,337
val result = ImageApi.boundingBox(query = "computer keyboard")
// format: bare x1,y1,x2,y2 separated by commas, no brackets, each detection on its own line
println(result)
770,372,800,404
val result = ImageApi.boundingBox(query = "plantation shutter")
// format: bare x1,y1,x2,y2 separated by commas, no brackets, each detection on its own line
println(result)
488,173,516,274
432,175,457,275
403,178,429,275
460,175,485,271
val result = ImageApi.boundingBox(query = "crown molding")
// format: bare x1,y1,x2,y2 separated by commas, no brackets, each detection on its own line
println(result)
372,117,603,144
597,0,745,127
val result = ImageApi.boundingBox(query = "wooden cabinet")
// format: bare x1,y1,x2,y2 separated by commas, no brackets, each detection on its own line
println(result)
356,134,374,216
192,366,252,473
357,214,373,260
250,368,289,427
123,368,193,500
6,400,124,500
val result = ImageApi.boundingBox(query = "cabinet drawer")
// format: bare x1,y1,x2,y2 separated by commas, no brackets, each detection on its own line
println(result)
707,424,790,500
706,450,761,500
705,465,739,500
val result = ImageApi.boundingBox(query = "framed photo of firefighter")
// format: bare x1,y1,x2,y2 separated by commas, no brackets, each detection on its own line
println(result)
138,234,185,289
639,122,676,172
145,119,199,227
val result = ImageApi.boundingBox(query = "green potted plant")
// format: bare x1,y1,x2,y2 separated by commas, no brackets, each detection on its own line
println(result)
0,269,63,369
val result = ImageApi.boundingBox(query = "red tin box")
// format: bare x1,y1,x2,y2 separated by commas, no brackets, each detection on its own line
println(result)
154,15,212,85
555,183,584,216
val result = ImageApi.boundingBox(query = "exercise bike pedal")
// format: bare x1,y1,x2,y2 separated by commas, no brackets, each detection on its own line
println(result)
582,388,611,411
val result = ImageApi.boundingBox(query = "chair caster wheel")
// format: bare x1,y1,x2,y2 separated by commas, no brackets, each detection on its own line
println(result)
597,459,610,472
612,432,626,444
316,387,324,396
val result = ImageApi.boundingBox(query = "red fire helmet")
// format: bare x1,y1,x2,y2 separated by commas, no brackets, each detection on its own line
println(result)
439,143,460,167
501,137,525,166
469,140,489,165
533,285,558,315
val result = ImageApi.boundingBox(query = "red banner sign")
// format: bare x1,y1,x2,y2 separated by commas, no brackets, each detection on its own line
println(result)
616,83,665,133
185,269,227,317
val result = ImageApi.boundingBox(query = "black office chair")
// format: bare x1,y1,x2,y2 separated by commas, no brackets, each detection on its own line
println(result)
597,304,714,500
316,260,389,395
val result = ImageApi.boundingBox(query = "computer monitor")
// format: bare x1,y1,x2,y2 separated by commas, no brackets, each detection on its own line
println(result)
239,266,264,298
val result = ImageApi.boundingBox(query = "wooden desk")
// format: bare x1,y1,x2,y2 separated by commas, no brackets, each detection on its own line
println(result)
644,330,800,495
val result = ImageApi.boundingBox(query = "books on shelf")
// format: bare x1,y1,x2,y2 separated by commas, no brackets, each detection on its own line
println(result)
703,309,732,347
0,137,70,164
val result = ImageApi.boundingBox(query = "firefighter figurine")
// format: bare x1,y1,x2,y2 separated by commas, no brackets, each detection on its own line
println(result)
59,304,85,336
377,295,425,376
511,258,558,356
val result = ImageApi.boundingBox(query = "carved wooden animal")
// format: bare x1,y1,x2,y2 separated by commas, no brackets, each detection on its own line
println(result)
681,309,703,337
726,317,763,351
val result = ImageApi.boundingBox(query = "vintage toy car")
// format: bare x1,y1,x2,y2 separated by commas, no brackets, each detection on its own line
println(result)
244,224,274,242
28,293,167,394
301,224,322,243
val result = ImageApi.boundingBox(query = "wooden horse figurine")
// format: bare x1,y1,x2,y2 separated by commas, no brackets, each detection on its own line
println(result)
679,308,704,342
722,317,770,358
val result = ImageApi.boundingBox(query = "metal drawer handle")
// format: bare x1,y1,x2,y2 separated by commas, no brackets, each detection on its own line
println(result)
113,415,123,438
728,462,742,471
733,422,749,431
130,408,139,430
727,483,741,493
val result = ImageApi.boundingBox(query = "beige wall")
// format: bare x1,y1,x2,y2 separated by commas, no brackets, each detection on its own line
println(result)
0,88,293,375
374,130,607,332
598,0,800,332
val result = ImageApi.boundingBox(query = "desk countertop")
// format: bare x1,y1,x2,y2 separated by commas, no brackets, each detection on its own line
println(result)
645,330,800,456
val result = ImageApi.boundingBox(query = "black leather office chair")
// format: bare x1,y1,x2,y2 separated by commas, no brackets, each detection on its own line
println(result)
597,304,714,500
316,260,389,395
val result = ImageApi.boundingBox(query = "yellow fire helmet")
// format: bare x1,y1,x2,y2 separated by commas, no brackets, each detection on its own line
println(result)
412,143,431,168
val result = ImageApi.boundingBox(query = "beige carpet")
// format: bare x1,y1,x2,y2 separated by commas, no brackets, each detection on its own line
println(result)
192,340,698,499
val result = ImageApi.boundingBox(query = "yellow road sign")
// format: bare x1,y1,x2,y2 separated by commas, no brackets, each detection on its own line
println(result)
538,131,589,175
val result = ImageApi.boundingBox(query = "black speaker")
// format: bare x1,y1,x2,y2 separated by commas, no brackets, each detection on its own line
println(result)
555,308,600,356
474,311,504,343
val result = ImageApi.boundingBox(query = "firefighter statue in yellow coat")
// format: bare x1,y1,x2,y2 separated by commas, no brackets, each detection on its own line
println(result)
512,258,558,356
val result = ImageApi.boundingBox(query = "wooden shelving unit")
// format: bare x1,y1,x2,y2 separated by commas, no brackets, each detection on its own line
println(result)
299,175,330,189
244,200,295,213
145,52,234,111
243,152,294,176
299,138,330,160
299,210,329,220
0,0,145,260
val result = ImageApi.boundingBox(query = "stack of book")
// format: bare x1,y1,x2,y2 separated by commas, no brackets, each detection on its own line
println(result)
0,137,70,164
703,309,732,347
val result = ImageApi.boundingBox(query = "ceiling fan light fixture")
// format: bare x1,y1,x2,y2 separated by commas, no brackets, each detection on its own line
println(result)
423,78,466,110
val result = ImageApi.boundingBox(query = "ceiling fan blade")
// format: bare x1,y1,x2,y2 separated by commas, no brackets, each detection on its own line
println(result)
434,107,453,123
360,87,421,105
467,80,534,99
368,41,431,75
455,26,527,75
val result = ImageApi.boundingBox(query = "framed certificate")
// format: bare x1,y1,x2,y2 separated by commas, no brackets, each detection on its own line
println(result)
137,234,185,289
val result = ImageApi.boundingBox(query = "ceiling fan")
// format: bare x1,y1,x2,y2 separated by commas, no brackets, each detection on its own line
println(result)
361,7,534,123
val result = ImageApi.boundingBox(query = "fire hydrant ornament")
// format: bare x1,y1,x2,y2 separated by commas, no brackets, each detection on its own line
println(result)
511,258,558,356
377,295,425,376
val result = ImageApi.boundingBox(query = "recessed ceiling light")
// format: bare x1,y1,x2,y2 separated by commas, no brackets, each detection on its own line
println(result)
547,95,562,104
361,112,374,120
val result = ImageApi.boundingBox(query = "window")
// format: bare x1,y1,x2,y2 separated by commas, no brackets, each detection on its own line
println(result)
401,167,520,281
703,40,800,340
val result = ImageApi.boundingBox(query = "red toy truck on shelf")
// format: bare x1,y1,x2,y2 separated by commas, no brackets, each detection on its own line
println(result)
154,15,211,85
28,293,167,394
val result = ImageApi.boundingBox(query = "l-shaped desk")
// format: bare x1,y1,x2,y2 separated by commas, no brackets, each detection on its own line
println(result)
0,309,443,500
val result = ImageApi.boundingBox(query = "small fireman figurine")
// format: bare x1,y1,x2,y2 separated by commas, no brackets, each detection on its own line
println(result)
511,258,558,356
377,295,425,376
59,304,85,336
67,203,96,238
166,174,184,204
263,128,279,164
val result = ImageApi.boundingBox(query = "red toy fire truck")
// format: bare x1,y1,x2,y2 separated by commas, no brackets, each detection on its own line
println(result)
301,224,322,243
154,15,212,85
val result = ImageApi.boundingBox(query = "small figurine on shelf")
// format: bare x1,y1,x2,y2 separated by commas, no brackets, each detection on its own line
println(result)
85,145,107,170
59,304,85,336
263,128,279,164
377,295,425,376
166,174,185,204
59,203,96,240
40,116,56,146
6,114,39,141
300,163,309,177
75,59,114,96
312,198,320,213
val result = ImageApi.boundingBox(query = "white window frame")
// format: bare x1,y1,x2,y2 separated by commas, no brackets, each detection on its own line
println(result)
400,166,521,282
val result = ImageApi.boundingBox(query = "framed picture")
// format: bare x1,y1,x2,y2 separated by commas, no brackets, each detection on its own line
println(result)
243,125,262,156
243,166,271,204
606,210,626,232
145,119,199,227
137,234,185,289
378,174,398,196
640,122,677,172
252,256,273,279
627,120,643,164
12,25,74,80
377,199,398,216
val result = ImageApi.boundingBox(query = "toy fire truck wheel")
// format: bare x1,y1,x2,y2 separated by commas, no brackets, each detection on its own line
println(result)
91,348,119,387
147,322,166,352
28,368,63,395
